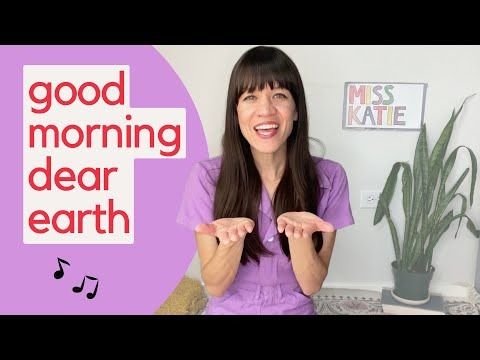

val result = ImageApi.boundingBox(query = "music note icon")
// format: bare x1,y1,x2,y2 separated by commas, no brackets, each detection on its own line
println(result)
72,275,99,300
54,258,70,279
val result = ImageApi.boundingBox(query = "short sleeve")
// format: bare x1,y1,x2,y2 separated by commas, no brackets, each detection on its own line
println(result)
176,162,215,231
320,164,355,230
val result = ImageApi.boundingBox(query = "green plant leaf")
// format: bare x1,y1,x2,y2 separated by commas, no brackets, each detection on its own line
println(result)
401,163,413,256
464,146,477,205
374,163,401,225
425,210,454,268
378,195,401,264
457,94,476,115
444,168,469,205
448,214,480,240
426,213,480,268
404,190,424,267
442,147,459,185
452,193,467,237
433,167,469,228
408,229,426,271
408,123,429,267
466,215,480,238
441,146,477,206
413,125,428,204
427,94,475,211
427,109,455,210
373,162,413,268
416,124,429,210
373,95,479,273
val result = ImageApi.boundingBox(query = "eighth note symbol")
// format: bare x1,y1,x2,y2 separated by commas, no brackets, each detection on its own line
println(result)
54,258,70,279
73,275,99,300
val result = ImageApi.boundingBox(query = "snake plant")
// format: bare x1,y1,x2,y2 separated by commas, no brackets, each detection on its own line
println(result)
374,96,480,273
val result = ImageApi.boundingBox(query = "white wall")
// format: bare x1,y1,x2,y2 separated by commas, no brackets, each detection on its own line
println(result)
155,45,480,292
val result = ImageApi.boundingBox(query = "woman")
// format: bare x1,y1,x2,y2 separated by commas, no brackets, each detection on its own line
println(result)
177,46,354,314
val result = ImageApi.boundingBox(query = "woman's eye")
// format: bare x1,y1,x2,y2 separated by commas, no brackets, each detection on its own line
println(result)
273,93,288,99
243,95,256,101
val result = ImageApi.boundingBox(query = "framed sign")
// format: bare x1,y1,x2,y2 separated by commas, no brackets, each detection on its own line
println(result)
343,82,427,130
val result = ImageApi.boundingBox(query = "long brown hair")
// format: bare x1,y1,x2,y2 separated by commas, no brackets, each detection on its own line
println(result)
213,46,323,265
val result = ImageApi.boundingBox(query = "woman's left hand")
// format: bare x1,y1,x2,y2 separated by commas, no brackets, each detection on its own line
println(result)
277,212,335,239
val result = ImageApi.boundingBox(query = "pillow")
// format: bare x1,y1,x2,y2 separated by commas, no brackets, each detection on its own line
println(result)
155,276,207,315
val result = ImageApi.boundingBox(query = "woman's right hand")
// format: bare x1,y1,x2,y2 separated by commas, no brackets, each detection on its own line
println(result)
195,218,255,246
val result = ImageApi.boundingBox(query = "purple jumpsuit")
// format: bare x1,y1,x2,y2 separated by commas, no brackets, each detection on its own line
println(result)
177,156,354,315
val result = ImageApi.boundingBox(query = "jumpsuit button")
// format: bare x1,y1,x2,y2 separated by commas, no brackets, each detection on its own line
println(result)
267,236,274,242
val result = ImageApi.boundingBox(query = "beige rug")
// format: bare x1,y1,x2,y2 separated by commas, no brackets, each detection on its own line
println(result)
155,278,480,315
312,292,480,315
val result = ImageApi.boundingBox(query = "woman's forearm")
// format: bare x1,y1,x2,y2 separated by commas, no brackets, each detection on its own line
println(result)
201,240,244,297
288,236,328,296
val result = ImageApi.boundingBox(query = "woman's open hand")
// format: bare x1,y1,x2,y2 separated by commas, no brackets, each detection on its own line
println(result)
195,218,255,246
277,212,335,239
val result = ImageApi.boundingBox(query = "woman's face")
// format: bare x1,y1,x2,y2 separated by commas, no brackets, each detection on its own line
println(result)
236,85,297,156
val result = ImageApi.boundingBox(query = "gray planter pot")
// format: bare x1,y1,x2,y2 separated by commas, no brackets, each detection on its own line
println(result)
391,261,435,305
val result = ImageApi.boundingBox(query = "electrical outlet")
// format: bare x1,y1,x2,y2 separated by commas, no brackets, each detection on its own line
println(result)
360,190,381,208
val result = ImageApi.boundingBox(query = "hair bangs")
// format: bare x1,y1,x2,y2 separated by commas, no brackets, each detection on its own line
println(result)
234,60,297,103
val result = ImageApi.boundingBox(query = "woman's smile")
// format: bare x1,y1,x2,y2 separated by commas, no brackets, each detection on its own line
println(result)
254,121,280,139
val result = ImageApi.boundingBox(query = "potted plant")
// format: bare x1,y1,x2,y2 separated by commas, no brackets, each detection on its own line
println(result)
374,96,480,305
